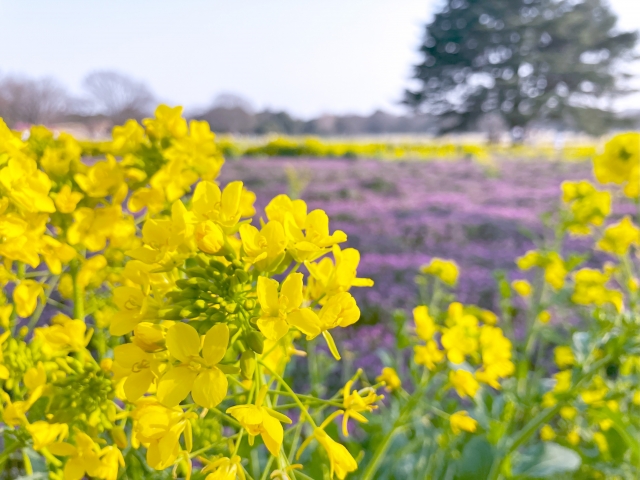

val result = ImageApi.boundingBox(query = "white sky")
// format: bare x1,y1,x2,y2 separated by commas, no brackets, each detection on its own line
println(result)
0,0,639,119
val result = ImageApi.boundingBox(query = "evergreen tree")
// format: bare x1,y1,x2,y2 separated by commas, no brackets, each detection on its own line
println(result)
405,0,638,136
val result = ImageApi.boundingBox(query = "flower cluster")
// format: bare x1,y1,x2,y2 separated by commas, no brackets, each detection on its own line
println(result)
0,107,380,480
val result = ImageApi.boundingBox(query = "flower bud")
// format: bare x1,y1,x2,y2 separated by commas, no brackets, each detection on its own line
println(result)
240,350,256,380
245,331,265,354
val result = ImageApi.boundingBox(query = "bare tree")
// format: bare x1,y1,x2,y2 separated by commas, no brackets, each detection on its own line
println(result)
82,71,155,125
0,75,71,127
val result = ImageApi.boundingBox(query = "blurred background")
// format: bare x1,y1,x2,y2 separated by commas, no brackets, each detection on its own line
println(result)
1,0,639,328
1,0,639,138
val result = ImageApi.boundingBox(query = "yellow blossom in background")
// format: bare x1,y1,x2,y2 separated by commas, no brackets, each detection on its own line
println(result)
540,425,556,441
13,279,45,318
414,341,445,370
572,268,623,312
554,346,575,369
341,379,383,436
54,185,84,213
421,258,459,286
593,132,640,198
597,216,640,255
413,305,437,341
449,411,478,434
449,369,479,398
516,250,567,290
377,367,402,392
511,279,532,297
561,180,611,234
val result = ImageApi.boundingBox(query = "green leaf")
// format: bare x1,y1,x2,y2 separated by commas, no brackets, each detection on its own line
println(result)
512,442,581,478
572,332,592,364
455,436,494,480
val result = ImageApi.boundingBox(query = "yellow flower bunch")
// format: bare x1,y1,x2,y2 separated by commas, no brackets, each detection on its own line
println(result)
0,108,380,480
593,132,640,198
560,180,611,235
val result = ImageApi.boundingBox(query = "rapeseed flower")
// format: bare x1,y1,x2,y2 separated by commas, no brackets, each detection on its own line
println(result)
157,322,229,409
449,411,478,434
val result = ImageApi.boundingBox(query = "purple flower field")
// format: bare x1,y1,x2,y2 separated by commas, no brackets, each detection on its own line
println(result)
222,157,634,318
222,155,635,375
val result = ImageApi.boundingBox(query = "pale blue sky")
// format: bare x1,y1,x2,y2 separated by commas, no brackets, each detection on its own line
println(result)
0,0,638,118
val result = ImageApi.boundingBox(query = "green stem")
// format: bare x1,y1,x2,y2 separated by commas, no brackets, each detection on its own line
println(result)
361,373,430,480
27,275,60,330
69,259,84,320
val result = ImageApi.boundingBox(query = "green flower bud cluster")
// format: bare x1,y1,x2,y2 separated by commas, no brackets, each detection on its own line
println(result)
161,254,258,329
47,357,116,430
189,415,223,452
1,337,39,391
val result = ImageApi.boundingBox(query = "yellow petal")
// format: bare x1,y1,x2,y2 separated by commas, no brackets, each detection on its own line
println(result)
157,365,198,407
261,413,284,457
257,316,289,342
124,368,154,402
166,322,201,363
191,367,228,409
257,277,280,315
287,308,321,338
281,272,303,310
202,323,229,366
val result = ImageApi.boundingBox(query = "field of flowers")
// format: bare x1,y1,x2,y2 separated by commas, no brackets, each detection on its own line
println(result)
1,106,640,480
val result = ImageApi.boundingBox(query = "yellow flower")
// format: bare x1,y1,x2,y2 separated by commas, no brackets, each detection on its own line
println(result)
571,268,623,312
314,292,361,360
341,380,382,436
376,367,402,392
201,455,246,480
67,205,124,252
114,342,159,402
593,431,608,453
48,431,103,480
537,310,551,324
414,341,445,370
511,279,532,297
554,346,575,369
192,180,246,229
441,318,479,365
256,273,319,342
239,221,287,270
26,421,68,451
264,194,307,229
580,376,608,405
157,322,229,409
593,133,639,195
540,425,555,441
13,279,45,318
420,258,459,286
413,305,437,341
34,314,90,355
39,236,76,274
449,369,479,399
0,157,56,213
305,245,373,300
567,429,580,446
128,186,165,214
561,181,611,234
54,185,84,213
132,398,194,470
297,414,358,480
143,104,188,139
449,411,478,434
475,325,514,389
74,155,127,200
516,250,567,290
553,370,572,393
597,216,640,255
226,386,292,456
111,119,145,152
283,209,347,262
560,406,577,420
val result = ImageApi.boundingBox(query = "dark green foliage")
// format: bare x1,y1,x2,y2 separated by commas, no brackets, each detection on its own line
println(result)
405,0,638,135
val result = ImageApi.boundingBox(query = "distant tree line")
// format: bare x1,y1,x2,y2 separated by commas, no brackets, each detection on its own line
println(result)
0,71,439,136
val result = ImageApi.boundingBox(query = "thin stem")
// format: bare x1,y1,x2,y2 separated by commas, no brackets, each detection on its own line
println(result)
69,259,85,320
259,361,317,428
